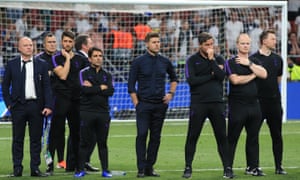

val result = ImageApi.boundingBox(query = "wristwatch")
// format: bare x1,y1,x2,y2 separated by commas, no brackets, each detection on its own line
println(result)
168,91,175,97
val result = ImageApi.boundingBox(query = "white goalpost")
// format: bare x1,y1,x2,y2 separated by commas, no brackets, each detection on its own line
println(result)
0,0,288,122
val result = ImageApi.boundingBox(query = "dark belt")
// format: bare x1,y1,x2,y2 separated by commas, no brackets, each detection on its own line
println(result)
25,99,37,102
139,98,163,104
18,98,37,104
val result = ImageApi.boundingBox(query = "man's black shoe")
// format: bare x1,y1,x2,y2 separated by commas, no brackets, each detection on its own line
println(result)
10,167,23,177
245,167,265,176
137,172,145,178
275,167,287,175
182,166,192,178
31,169,48,177
145,169,160,177
45,166,54,176
137,169,145,178
84,162,99,172
223,167,234,179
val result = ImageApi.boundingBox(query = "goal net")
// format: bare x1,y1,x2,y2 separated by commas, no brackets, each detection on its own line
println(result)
0,0,288,121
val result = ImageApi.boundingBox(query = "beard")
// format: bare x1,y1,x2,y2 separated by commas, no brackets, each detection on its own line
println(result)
65,48,72,53
269,46,276,51
147,46,159,55
63,46,73,53
149,49,159,55
91,63,101,68
199,48,208,57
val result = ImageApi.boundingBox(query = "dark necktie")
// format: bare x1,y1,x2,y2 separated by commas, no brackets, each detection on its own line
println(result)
20,60,30,103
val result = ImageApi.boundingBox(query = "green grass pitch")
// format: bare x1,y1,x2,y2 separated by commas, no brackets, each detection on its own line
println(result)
0,120,299,179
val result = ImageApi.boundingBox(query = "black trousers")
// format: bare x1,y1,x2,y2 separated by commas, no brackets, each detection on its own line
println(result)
66,123,97,169
47,114,64,163
85,137,96,163
227,100,262,169
48,93,80,170
184,102,229,169
10,100,43,172
259,101,283,169
135,101,168,171
78,111,110,171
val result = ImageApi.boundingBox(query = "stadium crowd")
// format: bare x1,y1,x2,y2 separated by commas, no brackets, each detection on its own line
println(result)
0,7,299,81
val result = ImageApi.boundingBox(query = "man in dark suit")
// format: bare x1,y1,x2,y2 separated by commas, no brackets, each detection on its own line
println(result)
2,36,53,177
75,34,94,59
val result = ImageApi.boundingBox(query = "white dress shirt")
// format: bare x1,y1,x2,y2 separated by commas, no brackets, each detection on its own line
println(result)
21,58,37,100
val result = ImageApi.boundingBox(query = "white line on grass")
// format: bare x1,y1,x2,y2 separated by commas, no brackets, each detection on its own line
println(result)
1,119,300,126
1,131,300,140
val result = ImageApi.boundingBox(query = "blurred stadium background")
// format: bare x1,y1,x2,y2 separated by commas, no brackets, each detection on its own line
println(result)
0,0,299,121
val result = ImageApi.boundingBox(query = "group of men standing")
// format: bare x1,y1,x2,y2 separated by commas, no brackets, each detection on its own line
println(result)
181,30,286,179
1,29,286,179
127,30,287,179
2,30,114,178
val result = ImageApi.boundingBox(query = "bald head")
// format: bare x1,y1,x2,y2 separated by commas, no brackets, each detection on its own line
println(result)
18,36,34,60
236,33,251,55
236,33,251,44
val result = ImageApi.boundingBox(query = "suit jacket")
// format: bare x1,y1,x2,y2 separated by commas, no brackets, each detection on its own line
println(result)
1,55,53,110
76,50,87,58
76,50,89,63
